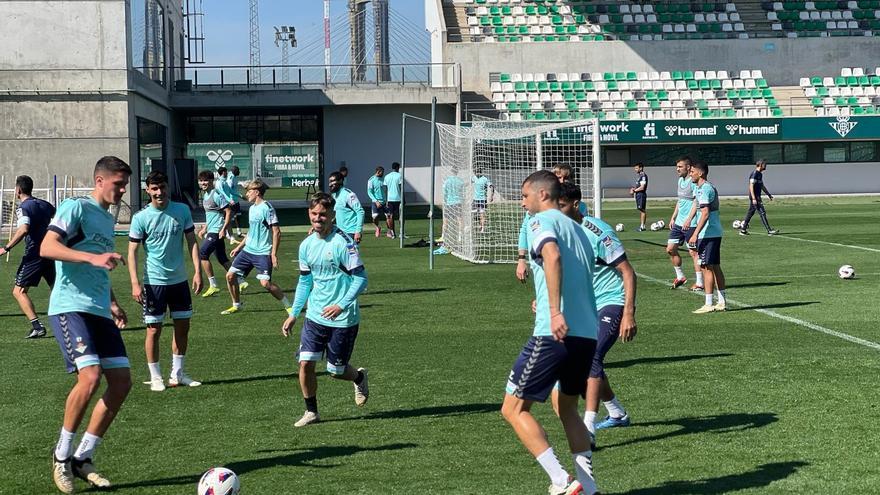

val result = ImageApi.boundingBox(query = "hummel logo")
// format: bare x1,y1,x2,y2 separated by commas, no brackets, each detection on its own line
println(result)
601,316,612,323
829,115,858,138
207,149,234,169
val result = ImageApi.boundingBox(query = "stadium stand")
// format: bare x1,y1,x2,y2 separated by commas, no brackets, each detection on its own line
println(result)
491,69,783,120
765,1,880,37
800,67,880,115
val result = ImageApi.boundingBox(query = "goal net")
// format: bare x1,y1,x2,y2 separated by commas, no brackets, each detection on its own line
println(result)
436,119,600,264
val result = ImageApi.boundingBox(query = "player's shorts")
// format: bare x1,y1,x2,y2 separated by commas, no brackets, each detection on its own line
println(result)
472,199,488,212
591,305,624,379
230,251,273,281
199,232,229,265
142,282,193,324
15,256,56,288
667,224,696,246
697,237,722,266
506,335,596,401
634,192,647,211
370,202,387,218
298,318,360,375
50,312,129,373
231,201,242,217
387,201,401,217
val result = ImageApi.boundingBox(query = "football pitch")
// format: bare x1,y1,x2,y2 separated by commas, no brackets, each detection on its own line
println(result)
1,196,879,494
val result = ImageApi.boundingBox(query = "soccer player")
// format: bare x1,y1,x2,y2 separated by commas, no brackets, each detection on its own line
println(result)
196,170,248,297
328,171,365,243
127,171,203,392
42,156,132,493
629,162,648,231
282,192,370,427
223,179,288,315
740,159,779,236
441,171,465,250
553,163,573,183
471,168,494,233
227,165,245,238
0,175,56,338
666,157,703,291
688,161,728,314
215,167,239,244
556,182,638,443
501,170,599,495
367,166,387,238
383,162,403,238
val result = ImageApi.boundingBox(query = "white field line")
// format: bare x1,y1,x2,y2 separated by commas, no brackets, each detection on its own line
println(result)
637,272,880,352
774,234,880,253
724,272,880,280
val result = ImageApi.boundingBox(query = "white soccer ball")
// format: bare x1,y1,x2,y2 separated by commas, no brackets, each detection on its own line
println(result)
615,223,625,232
198,467,240,495
649,222,661,231
656,220,666,229
838,265,855,279
732,219,743,229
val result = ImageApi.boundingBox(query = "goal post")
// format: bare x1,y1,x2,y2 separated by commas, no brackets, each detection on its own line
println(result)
436,119,601,264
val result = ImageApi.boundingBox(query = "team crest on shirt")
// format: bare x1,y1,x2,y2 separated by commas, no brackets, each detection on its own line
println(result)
325,250,334,261
347,245,358,255
603,236,614,248
529,219,541,232
75,337,87,354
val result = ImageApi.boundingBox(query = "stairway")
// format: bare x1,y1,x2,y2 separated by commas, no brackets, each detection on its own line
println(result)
443,1,467,42
735,2,776,38
773,86,815,116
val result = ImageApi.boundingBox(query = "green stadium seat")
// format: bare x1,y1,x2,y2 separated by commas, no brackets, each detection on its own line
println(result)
772,108,784,117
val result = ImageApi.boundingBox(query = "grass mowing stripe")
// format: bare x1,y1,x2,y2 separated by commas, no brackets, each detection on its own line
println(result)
774,234,880,253
636,272,880,352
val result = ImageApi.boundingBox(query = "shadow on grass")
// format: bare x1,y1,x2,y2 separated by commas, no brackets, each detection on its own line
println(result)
107,443,417,490
621,461,808,495
730,301,819,312
603,412,778,450
606,353,733,369
199,371,329,386
631,239,669,248
725,281,789,289
366,287,449,295
321,402,500,424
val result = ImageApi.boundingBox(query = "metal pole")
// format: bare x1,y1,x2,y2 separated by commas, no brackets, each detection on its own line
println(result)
429,97,437,270
592,118,602,219
399,114,407,249
536,132,543,170
0,176,5,242
53,175,57,206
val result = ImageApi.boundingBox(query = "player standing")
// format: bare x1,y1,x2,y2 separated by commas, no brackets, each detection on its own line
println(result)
629,162,648,232
501,170,599,495
215,167,239,245
688,161,728,314
0,175,56,338
227,165,244,238
441,171,465,249
739,159,779,236
367,166,387,238
127,171,203,392
42,156,132,493
383,162,403,238
282,193,370,427
666,157,703,290
196,170,247,297
471,169,494,233
328,171,365,243
223,179,288,315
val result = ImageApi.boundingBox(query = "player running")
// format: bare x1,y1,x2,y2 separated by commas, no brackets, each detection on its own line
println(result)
223,179,289,315
282,192,370,427
383,162,403,238
688,161,728,314
739,159,779,236
196,170,247,297
501,170,599,495
215,167,240,245
0,175,56,338
42,156,132,493
367,166,387,238
472,169,494,233
666,157,703,291
227,165,245,238
328,171,365,243
629,162,648,231
127,171,203,392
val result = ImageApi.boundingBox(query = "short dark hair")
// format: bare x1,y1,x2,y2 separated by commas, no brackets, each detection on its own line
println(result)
15,175,34,195
523,170,561,200
392,162,400,171
756,159,766,167
217,166,227,176
94,156,132,178
231,166,240,175
198,169,215,182
247,178,269,196
145,170,168,186
375,166,385,174
692,160,709,176
339,166,349,175
634,162,644,169
675,156,692,166
329,171,344,183
558,181,582,202
309,192,336,210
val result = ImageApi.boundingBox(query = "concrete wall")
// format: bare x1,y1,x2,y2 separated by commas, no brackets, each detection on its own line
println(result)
446,38,880,94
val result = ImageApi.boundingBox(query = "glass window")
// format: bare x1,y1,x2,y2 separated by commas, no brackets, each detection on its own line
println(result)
783,143,807,163
849,142,877,162
212,116,235,142
823,143,847,162
188,116,213,142
301,116,319,141
605,148,631,167
753,144,783,165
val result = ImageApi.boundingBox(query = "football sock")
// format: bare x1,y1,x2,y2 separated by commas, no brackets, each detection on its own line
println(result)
147,362,162,380
171,354,184,378
705,293,714,306
536,448,569,488
673,266,685,279
233,302,242,309
354,370,365,385
604,397,626,418
73,433,102,461
31,318,44,330
584,410,598,434
572,451,595,485
695,271,704,285
209,276,217,288
55,428,76,460
304,396,318,414
718,290,727,304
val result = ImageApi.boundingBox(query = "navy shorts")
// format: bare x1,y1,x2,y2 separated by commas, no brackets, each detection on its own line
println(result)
143,282,193,324
199,233,229,265
697,237,722,266
16,257,55,288
591,305,623,379
298,318,360,375
231,201,241,217
472,199,487,212
230,251,272,281
50,312,129,373
387,201,401,217
506,335,596,401
370,202,387,218
667,224,696,246
634,192,647,211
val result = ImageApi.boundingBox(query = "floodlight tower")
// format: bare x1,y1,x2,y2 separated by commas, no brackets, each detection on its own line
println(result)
274,26,297,83
249,0,261,83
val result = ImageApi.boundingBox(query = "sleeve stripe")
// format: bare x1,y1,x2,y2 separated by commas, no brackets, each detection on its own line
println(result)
530,231,556,252
183,226,195,234
47,225,67,238
128,237,143,243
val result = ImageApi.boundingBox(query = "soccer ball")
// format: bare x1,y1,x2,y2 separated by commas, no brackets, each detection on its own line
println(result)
197,468,240,495
614,223,625,232
656,220,666,229
732,220,743,229
649,222,661,231
838,265,855,279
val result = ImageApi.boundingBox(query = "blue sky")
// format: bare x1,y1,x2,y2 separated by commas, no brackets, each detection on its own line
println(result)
201,0,426,66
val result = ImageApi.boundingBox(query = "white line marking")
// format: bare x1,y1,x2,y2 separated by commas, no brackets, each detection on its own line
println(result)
637,272,880,351
725,272,880,280
775,234,880,253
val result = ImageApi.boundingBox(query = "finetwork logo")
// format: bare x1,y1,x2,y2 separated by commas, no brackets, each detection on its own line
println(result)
829,115,858,138
643,122,658,139
206,149,234,169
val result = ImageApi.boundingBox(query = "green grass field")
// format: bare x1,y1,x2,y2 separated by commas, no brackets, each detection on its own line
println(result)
1,196,879,494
